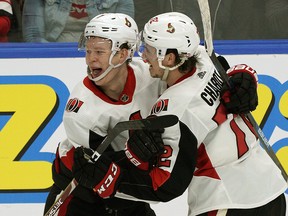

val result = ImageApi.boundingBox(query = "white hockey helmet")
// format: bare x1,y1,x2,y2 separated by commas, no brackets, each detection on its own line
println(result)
78,13,138,57
79,13,138,82
141,12,200,60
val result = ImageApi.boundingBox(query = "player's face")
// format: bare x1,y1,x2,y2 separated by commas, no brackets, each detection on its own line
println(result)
141,44,164,79
85,37,113,80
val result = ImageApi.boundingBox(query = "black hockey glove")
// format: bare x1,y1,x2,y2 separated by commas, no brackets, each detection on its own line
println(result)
72,147,122,198
221,64,258,114
125,128,165,171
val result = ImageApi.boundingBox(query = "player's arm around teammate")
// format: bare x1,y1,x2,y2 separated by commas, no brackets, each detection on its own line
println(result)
70,12,286,216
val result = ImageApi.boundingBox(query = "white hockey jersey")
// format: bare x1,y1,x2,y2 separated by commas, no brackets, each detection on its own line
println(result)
150,47,287,215
58,59,165,170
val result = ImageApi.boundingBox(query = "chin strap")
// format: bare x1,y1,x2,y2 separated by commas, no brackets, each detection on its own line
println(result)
159,58,187,81
88,49,132,82
161,67,170,81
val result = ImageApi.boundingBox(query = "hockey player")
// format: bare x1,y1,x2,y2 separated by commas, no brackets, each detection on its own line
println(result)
72,12,287,216
43,13,165,216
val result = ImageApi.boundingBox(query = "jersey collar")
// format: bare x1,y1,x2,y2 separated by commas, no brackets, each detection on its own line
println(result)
83,65,136,104
173,67,197,86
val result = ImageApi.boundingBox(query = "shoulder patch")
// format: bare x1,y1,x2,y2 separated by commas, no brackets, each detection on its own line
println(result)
65,98,84,113
151,99,169,115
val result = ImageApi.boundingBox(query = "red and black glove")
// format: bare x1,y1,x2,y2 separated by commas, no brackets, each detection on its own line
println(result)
72,147,122,198
221,64,258,114
125,128,165,171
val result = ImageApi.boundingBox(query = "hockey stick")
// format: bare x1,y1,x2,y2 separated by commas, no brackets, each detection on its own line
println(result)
197,0,288,182
44,115,178,216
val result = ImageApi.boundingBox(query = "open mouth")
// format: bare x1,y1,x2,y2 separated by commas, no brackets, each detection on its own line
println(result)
89,68,103,78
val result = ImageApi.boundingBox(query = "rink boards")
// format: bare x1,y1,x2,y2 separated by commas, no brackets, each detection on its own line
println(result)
0,41,287,215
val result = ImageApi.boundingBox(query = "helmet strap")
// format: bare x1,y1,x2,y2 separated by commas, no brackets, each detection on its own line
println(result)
88,50,127,82
161,67,170,81
158,58,187,81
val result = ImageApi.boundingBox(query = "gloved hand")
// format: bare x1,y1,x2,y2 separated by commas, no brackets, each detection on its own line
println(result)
125,128,165,171
221,64,258,114
72,147,122,198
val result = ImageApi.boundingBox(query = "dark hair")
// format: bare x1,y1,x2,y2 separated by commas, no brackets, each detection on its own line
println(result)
119,42,132,64
166,49,197,73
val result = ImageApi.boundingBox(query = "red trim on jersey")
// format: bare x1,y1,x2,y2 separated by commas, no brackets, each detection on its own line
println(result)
54,148,62,174
230,119,249,159
173,67,196,85
129,110,142,121
57,194,74,216
60,147,76,171
149,167,171,190
212,103,228,125
240,114,258,139
207,210,218,216
194,143,220,179
0,0,11,4
83,65,136,104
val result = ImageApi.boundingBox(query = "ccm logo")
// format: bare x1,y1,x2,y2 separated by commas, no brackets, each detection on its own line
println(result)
95,163,119,195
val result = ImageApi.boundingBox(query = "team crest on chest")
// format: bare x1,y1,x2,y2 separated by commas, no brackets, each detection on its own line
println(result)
151,99,169,114
120,94,129,102
66,98,84,113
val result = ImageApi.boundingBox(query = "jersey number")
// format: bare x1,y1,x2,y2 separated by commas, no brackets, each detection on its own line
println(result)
213,104,250,159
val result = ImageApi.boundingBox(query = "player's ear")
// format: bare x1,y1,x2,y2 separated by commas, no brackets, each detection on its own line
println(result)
118,48,129,64
164,52,177,67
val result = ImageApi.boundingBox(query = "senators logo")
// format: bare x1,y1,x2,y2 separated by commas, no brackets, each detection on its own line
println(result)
151,99,169,114
167,23,175,33
65,98,84,113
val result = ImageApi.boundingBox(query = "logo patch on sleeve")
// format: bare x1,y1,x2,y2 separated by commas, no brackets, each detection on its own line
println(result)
65,98,84,113
151,99,169,114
